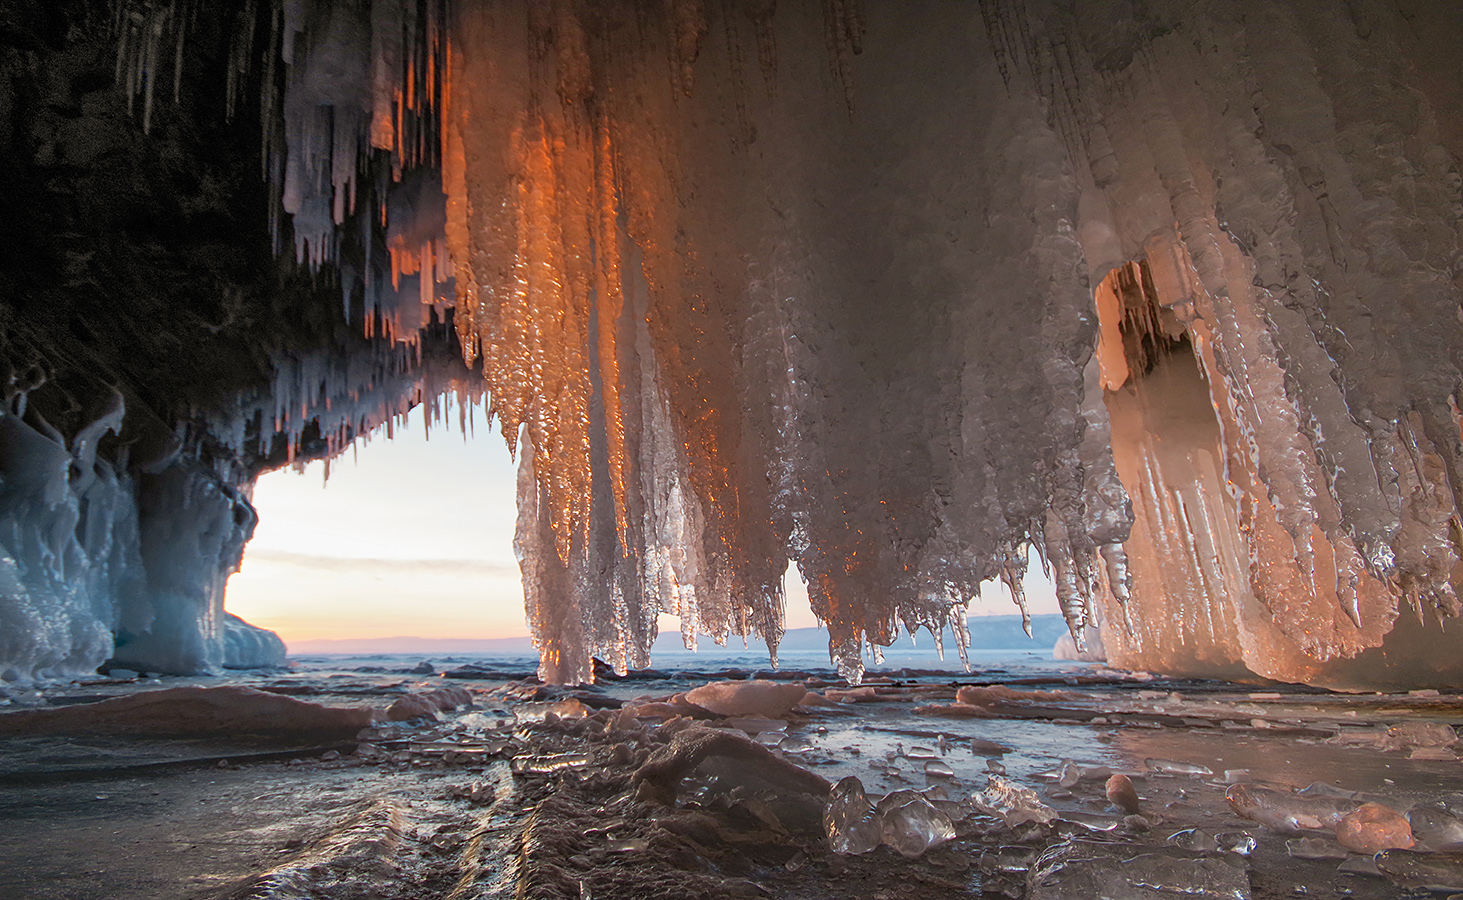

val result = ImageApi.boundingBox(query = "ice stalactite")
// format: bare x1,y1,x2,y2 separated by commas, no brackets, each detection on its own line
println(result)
993,0,1463,687
99,0,1463,686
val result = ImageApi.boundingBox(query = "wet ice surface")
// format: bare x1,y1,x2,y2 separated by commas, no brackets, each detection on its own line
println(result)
3,658,1463,899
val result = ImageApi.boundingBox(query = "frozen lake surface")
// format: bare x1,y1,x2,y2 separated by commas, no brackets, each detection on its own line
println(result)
2,655,1461,899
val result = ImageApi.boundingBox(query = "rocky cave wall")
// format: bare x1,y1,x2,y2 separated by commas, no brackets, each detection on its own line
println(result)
2,0,1462,689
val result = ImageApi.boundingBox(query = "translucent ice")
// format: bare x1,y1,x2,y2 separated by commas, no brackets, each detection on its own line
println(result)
874,790,957,858
1375,849,1463,893
1167,829,1218,853
824,778,954,858
1225,785,1355,834
1407,806,1463,852
1286,838,1347,860
973,776,1058,827
824,776,880,855
1027,841,1252,900
510,752,591,775
1145,759,1212,777
923,760,956,779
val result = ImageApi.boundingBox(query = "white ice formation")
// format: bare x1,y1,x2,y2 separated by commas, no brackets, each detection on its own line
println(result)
0,389,258,681
17,0,1460,687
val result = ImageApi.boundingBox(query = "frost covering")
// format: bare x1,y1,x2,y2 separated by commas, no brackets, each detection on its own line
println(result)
113,0,1463,687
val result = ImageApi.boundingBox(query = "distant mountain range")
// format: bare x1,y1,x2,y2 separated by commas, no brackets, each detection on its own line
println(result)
285,613,1068,657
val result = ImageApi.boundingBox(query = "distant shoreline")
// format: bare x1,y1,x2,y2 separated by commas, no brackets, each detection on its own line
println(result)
285,613,1069,656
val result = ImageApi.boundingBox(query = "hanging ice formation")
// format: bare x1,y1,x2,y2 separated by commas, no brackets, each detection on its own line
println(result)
105,0,1463,688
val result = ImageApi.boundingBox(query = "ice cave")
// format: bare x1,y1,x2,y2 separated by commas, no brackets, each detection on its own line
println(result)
4,1,1463,898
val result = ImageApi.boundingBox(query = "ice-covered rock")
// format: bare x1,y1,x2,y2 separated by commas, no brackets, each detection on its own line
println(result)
222,613,287,669
683,681,809,719
19,0,1463,691
0,686,375,736
0,403,257,682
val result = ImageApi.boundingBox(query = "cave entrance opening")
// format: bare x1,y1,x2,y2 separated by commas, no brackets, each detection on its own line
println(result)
223,394,827,660
224,397,528,654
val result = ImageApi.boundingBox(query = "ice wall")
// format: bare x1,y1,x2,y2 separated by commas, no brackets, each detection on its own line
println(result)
0,387,259,681
1030,1,1463,687
111,0,1463,686
0,396,139,682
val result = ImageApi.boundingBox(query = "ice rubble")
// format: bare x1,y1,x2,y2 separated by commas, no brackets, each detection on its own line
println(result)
80,0,1463,686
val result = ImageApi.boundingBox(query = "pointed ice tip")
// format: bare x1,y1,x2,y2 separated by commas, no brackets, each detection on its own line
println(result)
1021,617,1033,639
1341,596,1362,630
1072,627,1088,655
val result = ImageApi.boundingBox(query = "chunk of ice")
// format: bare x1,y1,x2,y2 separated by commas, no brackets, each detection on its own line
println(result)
874,792,957,858
1335,803,1413,854
1027,841,1252,900
1168,828,1219,853
1225,784,1356,834
1407,805,1463,851
973,776,1058,826
510,752,591,775
824,776,879,855
923,760,955,779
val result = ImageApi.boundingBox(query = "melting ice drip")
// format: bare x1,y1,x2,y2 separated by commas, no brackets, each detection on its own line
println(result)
109,0,1463,687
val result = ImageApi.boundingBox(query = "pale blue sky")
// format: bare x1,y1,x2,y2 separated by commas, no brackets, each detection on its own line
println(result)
225,399,1058,646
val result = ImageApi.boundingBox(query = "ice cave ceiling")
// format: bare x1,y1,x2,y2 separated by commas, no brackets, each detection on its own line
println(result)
1,0,1462,689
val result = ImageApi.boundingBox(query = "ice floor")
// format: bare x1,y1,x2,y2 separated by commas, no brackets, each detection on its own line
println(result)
2,660,1462,899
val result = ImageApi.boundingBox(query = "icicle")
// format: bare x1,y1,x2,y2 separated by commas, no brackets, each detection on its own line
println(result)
1000,544,1033,638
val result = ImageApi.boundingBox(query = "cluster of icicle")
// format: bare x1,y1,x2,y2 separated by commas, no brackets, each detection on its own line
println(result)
208,338,483,478
984,0,1463,687
118,0,1463,686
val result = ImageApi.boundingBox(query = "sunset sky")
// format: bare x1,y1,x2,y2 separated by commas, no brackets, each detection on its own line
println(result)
224,401,1059,648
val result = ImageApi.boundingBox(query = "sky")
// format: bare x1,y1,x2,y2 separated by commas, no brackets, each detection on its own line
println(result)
225,400,1060,647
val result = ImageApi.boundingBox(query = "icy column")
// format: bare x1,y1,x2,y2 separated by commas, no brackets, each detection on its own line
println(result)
112,463,258,676
0,399,141,683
